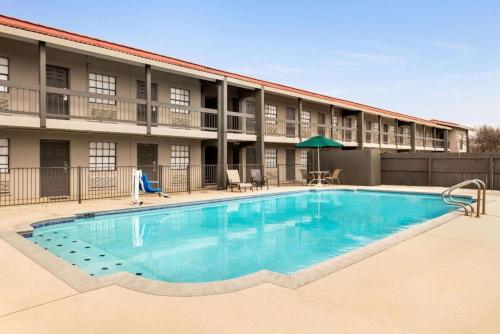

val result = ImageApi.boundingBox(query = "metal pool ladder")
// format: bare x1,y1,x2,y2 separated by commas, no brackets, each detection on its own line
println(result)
441,179,486,217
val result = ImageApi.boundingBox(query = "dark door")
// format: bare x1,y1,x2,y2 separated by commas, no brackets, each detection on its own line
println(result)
286,107,296,137
245,147,256,182
137,144,158,180
40,140,70,197
204,146,217,185
46,65,69,119
285,149,295,181
136,81,158,126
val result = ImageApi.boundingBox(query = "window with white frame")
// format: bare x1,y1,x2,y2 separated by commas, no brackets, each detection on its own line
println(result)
300,149,308,166
265,148,277,168
89,142,116,171
88,73,116,105
171,145,189,169
0,57,8,93
0,139,8,173
301,111,311,127
265,104,277,124
170,88,190,114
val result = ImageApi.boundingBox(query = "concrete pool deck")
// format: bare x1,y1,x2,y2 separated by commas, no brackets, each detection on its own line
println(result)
0,185,499,333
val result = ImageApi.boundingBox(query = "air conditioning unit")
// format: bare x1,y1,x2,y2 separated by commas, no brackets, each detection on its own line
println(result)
90,108,117,121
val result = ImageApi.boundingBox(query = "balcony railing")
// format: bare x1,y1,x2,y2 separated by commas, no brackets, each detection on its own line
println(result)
0,80,40,116
365,130,380,144
0,80,451,149
0,80,219,131
265,118,298,137
227,111,256,134
396,133,411,146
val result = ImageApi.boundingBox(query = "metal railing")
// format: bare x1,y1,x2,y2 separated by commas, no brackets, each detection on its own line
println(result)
0,80,40,116
441,179,486,217
0,163,312,206
227,112,256,134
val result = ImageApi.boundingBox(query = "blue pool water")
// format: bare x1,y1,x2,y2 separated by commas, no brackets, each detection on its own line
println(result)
28,190,463,282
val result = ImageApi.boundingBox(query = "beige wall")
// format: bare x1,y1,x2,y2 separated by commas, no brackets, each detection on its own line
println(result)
2,129,202,168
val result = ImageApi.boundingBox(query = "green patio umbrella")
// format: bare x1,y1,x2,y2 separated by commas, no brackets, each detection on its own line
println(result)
294,136,343,171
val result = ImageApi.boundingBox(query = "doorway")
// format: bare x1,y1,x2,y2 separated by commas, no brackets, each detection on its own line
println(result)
40,140,70,197
285,149,295,181
137,143,158,180
203,145,217,185
46,65,69,118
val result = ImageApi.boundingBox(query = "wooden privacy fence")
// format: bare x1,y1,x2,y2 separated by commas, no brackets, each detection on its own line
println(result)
381,153,500,190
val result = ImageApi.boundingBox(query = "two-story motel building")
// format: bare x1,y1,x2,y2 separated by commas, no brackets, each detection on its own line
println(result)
0,15,471,200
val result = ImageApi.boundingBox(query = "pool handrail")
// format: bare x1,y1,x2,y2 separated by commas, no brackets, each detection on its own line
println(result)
441,179,486,218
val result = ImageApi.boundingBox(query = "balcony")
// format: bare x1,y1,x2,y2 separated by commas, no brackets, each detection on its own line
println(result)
0,80,218,138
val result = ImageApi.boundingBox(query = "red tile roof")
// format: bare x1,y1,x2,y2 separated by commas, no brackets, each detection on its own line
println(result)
0,14,456,128
430,119,472,130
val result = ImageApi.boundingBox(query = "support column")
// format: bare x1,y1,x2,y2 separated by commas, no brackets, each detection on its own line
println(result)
255,86,265,171
466,129,470,152
330,105,335,139
297,98,303,139
378,115,382,148
145,64,152,134
217,77,228,189
395,119,399,150
356,110,364,150
443,129,449,152
39,41,47,128
410,122,417,152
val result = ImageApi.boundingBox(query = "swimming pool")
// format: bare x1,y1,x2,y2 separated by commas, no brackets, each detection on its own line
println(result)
27,190,464,283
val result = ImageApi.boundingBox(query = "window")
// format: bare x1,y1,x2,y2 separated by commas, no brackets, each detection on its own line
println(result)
0,139,8,173
332,115,338,129
383,124,389,144
300,111,311,125
300,149,308,166
366,121,372,142
246,101,256,114
89,142,116,171
0,57,8,93
265,148,277,168
265,104,277,124
171,88,190,114
459,134,464,150
89,73,116,105
171,145,189,169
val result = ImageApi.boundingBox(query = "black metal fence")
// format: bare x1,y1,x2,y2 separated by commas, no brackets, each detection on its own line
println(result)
0,163,308,206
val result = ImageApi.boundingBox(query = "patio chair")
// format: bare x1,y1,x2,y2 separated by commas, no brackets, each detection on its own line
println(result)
140,173,166,196
226,169,253,192
299,169,309,185
250,168,269,190
325,169,341,185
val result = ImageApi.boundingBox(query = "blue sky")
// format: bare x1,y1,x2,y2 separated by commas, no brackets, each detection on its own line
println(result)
2,0,499,126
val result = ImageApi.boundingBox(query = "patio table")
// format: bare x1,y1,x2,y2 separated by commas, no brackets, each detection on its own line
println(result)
308,171,329,186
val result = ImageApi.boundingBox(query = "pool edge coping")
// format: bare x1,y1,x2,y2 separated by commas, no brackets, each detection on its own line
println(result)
0,188,467,297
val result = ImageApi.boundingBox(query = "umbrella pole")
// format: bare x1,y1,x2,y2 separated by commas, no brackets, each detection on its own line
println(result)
317,147,320,171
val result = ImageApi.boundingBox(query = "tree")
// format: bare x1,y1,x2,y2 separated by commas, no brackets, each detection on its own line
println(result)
470,125,500,152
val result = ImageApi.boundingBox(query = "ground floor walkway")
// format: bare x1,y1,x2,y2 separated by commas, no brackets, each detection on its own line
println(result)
0,186,499,333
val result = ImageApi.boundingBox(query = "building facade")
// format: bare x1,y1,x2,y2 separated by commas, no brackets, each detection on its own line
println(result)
0,15,471,202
